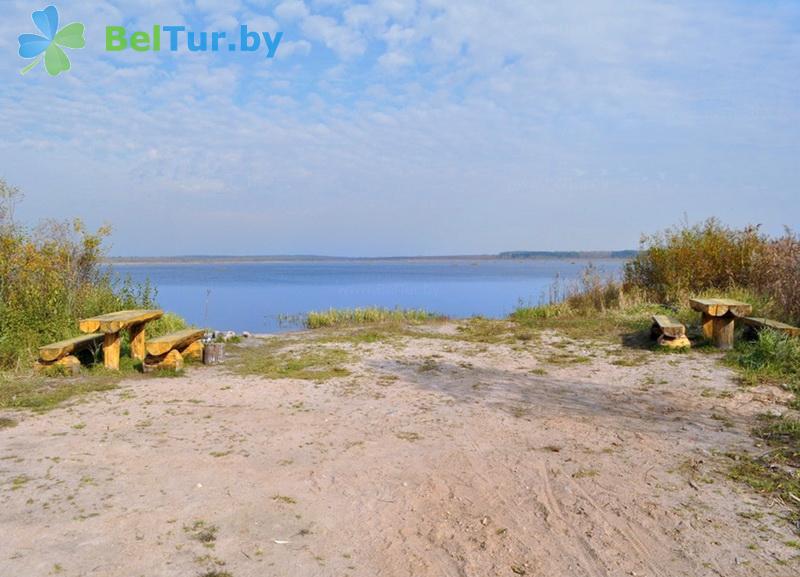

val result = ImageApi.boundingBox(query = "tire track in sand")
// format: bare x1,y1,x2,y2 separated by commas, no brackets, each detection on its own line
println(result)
538,461,607,577
567,476,673,577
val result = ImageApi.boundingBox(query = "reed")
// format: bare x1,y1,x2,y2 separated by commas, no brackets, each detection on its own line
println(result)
305,307,444,329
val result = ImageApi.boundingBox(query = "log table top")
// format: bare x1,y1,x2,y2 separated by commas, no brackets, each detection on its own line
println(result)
79,309,163,333
689,298,752,318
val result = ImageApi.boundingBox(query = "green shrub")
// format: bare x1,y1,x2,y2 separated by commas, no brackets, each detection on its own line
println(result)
0,178,183,369
729,329,800,396
734,329,800,376
621,218,800,326
147,312,189,338
623,218,766,305
510,302,570,322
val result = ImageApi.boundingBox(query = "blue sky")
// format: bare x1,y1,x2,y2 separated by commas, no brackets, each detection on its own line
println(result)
1,0,799,256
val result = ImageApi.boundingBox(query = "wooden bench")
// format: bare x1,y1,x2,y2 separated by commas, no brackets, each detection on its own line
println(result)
651,315,690,348
143,328,205,372
36,333,104,374
741,317,800,338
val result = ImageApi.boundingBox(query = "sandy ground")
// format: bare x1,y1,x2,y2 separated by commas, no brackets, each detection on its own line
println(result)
1,324,799,577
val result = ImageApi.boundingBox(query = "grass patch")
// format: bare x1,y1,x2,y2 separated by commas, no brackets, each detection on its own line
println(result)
272,494,297,505
572,468,599,479
543,352,591,365
417,357,440,372
185,520,218,545
610,355,649,367
0,371,120,412
454,317,517,343
0,353,188,412
305,307,443,329
234,344,351,381
727,414,800,524
511,303,664,344
728,456,800,507
11,474,30,490
314,328,398,345
0,416,17,428
727,329,800,407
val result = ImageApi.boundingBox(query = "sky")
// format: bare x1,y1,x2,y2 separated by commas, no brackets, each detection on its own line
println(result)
0,0,798,257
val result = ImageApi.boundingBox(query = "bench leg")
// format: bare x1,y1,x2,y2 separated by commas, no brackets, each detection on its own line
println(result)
701,313,714,340
712,316,735,350
103,332,121,370
129,323,146,361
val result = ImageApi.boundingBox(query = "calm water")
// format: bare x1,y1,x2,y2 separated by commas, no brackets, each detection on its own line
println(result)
114,259,624,333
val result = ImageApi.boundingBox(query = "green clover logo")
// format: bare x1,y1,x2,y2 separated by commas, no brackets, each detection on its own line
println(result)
18,5,85,76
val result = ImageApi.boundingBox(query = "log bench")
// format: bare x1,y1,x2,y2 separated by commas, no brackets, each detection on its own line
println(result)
651,315,690,348
36,333,104,374
741,317,800,338
143,328,205,372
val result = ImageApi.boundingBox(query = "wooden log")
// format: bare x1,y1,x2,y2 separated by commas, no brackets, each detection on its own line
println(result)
79,309,163,334
651,315,686,339
143,349,184,372
741,317,800,338
689,298,752,318
103,332,121,370
701,313,714,340
203,342,224,365
39,333,103,363
723,301,754,318
129,322,147,361
146,329,205,357
35,355,81,376
180,340,204,362
657,335,691,349
712,316,735,349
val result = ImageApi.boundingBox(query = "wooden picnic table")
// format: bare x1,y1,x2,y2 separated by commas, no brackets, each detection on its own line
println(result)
79,309,163,369
689,298,752,349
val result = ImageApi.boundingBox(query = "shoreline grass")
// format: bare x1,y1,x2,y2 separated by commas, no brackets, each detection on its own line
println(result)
305,307,445,329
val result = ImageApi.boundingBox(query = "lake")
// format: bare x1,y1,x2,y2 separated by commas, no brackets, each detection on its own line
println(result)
114,259,625,333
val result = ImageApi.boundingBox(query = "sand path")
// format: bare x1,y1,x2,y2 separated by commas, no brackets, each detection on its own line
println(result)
1,327,798,576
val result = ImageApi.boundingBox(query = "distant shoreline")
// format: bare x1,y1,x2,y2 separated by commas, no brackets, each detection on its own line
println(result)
104,251,637,266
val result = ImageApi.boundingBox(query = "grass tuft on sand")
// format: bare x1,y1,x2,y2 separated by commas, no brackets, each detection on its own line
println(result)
234,343,351,381
0,354,190,413
0,372,120,412
727,413,800,520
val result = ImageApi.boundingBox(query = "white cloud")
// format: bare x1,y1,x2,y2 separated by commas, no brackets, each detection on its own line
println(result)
279,39,312,57
0,0,798,255
275,0,309,22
